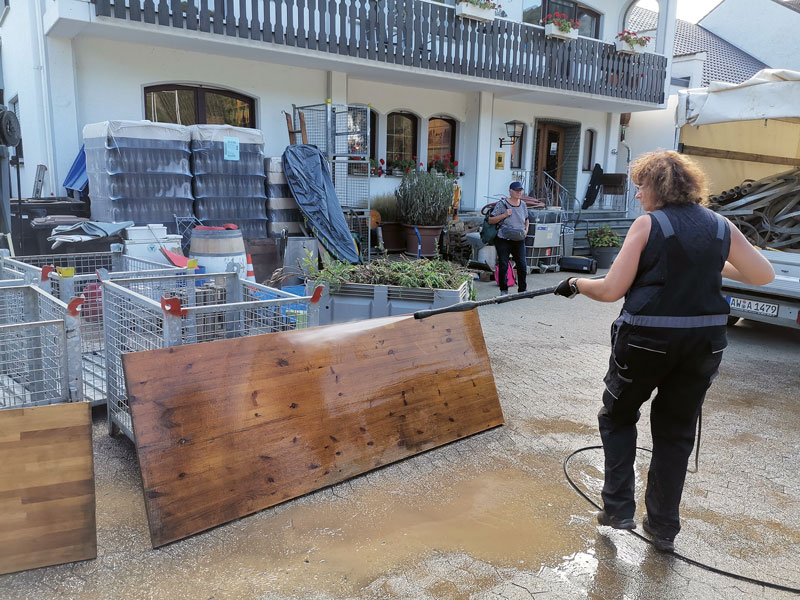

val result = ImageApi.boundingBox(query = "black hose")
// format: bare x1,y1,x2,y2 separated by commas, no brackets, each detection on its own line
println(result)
563,446,800,594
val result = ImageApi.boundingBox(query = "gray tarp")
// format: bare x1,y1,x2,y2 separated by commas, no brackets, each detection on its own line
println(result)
282,145,360,264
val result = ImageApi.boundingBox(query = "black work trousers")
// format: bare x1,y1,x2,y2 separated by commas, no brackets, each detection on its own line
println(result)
495,237,527,293
598,321,725,540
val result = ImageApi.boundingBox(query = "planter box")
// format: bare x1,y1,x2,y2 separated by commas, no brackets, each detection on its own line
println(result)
455,3,495,23
615,40,646,54
307,280,471,325
545,23,579,41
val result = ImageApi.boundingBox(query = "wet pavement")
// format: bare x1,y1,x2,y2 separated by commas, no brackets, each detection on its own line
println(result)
3,270,799,599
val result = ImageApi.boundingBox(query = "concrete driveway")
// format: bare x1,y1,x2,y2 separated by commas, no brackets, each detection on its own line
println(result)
3,270,798,599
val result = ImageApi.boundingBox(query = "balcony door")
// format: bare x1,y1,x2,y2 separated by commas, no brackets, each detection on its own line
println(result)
535,123,564,194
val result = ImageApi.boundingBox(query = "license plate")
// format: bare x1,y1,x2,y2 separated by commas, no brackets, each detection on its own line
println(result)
727,296,778,317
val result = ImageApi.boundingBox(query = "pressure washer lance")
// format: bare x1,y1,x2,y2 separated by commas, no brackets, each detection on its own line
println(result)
413,276,604,320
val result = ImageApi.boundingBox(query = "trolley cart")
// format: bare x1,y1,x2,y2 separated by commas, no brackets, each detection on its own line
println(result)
0,251,185,405
102,272,319,440
525,209,564,274
0,285,83,408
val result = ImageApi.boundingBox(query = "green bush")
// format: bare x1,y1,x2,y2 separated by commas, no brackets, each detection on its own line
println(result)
395,170,453,226
308,257,475,300
587,225,621,247
371,194,398,222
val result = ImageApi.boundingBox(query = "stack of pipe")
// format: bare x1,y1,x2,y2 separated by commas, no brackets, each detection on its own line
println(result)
710,168,800,251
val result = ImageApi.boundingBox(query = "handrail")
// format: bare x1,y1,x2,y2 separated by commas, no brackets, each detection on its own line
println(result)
92,0,667,104
540,171,581,219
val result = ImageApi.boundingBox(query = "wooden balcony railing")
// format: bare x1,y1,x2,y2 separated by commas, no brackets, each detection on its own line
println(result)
93,0,667,104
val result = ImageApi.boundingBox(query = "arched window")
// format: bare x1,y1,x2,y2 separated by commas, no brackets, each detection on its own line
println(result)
427,117,457,171
582,128,596,171
144,85,256,128
386,112,418,169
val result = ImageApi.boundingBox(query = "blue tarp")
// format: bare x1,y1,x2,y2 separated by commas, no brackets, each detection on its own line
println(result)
282,145,360,264
63,144,88,194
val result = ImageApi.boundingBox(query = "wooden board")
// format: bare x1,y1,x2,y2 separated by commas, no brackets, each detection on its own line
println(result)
0,402,96,575
124,311,504,547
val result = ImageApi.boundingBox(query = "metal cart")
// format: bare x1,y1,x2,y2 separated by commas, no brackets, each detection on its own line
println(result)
0,285,83,409
102,272,319,440
525,209,564,273
1,252,184,405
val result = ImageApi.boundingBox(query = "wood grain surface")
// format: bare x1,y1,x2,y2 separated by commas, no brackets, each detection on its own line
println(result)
124,311,504,547
0,402,96,575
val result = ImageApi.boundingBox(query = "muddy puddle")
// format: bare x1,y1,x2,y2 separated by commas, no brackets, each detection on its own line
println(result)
195,462,593,597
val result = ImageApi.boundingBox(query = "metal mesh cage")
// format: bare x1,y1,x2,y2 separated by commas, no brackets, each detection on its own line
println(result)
293,103,371,211
4,252,185,405
103,273,318,440
0,286,81,410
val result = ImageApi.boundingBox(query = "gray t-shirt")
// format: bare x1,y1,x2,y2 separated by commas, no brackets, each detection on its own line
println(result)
491,199,528,241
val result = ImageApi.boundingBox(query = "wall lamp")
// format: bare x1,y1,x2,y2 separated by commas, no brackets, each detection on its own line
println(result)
499,120,524,147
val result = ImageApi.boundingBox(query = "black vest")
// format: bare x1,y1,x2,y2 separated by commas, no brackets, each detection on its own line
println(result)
622,204,731,328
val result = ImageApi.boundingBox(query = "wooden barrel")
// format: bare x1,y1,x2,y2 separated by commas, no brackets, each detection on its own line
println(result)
189,227,247,276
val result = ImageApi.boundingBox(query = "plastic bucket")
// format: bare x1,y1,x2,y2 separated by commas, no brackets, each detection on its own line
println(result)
189,227,247,277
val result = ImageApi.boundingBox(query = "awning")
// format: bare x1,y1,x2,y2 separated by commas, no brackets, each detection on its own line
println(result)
677,69,800,127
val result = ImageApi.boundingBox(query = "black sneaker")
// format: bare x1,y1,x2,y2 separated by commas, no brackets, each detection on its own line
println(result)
597,510,636,530
643,517,675,553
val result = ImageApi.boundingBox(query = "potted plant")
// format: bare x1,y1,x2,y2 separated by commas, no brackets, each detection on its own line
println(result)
396,170,454,257
370,157,386,177
615,30,651,54
542,12,580,41
455,0,498,23
587,224,621,269
388,158,419,177
305,257,475,324
428,154,460,178
371,194,405,252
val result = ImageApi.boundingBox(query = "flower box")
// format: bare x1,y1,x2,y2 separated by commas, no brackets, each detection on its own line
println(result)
545,23,578,41
306,281,471,325
615,40,646,54
455,3,495,23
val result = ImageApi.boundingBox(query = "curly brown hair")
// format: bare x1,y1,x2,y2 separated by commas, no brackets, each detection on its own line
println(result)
629,151,710,207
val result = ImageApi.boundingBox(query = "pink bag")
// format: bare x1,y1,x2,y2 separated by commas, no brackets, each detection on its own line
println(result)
494,263,516,287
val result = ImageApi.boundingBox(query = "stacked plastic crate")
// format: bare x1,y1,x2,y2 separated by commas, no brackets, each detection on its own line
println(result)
190,125,267,239
83,121,193,231
265,156,304,238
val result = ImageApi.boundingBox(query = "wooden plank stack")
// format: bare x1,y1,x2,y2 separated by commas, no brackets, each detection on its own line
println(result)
710,168,800,251
123,310,504,547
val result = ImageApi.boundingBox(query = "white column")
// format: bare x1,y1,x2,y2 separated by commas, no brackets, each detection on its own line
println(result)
461,90,493,212
46,37,81,196
418,118,429,169
327,71,347,105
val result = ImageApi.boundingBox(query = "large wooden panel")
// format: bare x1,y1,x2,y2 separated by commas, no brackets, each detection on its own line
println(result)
124,310,504,547
0,402,96,575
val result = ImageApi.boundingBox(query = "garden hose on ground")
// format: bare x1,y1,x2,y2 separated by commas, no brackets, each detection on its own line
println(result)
563,446,800,594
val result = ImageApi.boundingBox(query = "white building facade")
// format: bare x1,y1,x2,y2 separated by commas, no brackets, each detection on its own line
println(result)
2,0,676,214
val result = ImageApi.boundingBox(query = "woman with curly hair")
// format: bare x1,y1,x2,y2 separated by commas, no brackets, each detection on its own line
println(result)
554,151,773,552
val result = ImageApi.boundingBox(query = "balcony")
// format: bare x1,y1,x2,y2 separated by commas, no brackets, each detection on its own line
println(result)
90,0,667,105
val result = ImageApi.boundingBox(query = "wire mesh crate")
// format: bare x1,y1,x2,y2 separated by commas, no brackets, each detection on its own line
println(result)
0,285,83,410
2,252,185,405
525,209,564,274
102,272,319,440
292,103,372,250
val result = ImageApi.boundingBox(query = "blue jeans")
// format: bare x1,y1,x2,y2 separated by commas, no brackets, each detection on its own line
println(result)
495,237,527,293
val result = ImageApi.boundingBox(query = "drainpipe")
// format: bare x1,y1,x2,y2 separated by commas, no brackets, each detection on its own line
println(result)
31,0,57,196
